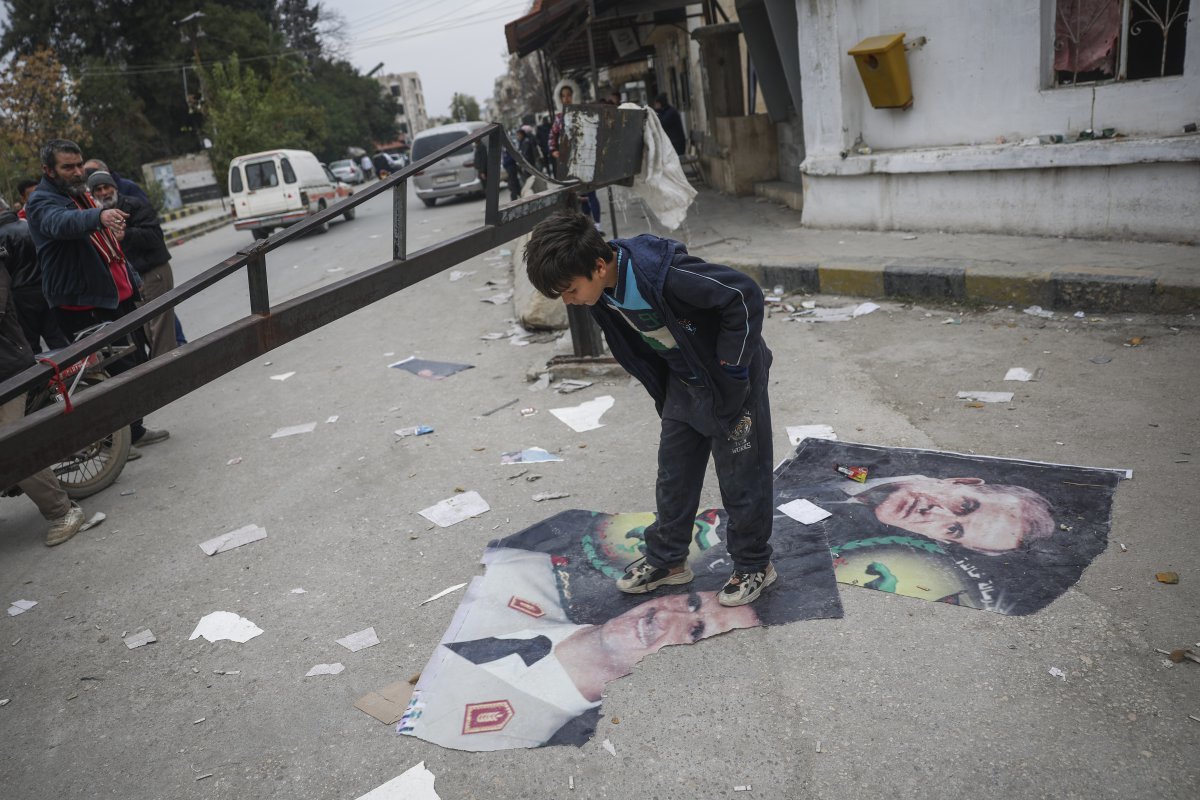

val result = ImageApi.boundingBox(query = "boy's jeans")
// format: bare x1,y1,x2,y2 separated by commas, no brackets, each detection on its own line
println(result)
644,377,774,572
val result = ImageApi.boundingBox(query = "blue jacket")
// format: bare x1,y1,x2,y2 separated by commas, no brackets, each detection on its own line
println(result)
592,235,771,430
24,177,117,309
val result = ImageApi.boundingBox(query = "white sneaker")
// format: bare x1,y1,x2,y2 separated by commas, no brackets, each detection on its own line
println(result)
45,502,85,547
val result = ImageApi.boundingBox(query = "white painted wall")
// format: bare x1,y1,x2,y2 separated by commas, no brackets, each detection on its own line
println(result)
799,0,1200,156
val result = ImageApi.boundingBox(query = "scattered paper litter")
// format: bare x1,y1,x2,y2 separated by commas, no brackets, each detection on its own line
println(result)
269,372,296,381
419,583,467,606
791,302,879,322
550,395,615,432
778,498,832,525
1004,367,1036,382
956,391,1014,403
602,739,617,756
354,761,441,800
123,629,156,649
337,627,381,652
395,425,434,438
290,588,307,594
7,600,37,616
529,372,551,392
198,523,267,556
556,379,593,394
79,511,106,532
326,415,339,424
480,332,506,340
448,270,475,282
189,611,263,644
1074,310,1086,318
481,290,513,305
225,457,242,466
1048,666,1067,681
305,663,346,677
419,490,490,527
271,422,317,438
734,787,753,793
500,447,562,465
786,424,837,445
1023,305,1055,319
532,491,570,502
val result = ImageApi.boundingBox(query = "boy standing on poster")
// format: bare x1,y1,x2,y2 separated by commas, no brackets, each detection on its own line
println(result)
524,211,776,606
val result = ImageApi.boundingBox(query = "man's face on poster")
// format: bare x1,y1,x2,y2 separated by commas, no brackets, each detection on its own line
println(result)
860,477,1029,553
593,591,757,666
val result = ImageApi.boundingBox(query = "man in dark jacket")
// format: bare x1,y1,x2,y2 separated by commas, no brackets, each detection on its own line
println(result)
653,93,687,156
83,158,150,205
0,197,67,351
0,247,86,546
88,171,177,358
25,139,168,447
524,211,777,607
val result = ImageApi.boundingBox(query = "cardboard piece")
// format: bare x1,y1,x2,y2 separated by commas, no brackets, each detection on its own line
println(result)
354,680,417,725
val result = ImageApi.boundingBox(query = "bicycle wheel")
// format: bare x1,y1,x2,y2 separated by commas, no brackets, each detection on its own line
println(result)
55,425,133,500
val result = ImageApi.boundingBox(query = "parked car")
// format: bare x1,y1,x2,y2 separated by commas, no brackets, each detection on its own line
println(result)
411,121,489,208
328,158,364,184
228,149,354,240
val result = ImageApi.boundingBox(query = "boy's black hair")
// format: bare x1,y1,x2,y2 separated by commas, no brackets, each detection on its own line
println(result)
524,209,610,299
17,178,39,197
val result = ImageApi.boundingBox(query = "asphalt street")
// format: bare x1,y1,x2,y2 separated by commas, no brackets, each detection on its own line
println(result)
1,183,1197,799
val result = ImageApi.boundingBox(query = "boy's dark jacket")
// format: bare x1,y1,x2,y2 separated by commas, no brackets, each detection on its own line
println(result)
594,234,771,432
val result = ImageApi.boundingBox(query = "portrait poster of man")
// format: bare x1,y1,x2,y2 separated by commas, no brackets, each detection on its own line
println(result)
399,508,842,751
774,438,1129,616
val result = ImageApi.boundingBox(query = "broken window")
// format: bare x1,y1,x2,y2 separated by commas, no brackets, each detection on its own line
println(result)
1054,0,1189,85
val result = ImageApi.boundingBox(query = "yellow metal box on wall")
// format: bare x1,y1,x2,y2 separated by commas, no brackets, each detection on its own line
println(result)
848,33,913,109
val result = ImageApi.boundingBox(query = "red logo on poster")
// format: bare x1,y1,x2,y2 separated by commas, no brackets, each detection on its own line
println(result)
508,596,545,617
463,700,515,734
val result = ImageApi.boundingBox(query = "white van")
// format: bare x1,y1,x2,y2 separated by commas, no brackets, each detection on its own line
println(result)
411,121,489,207
228,148,354,240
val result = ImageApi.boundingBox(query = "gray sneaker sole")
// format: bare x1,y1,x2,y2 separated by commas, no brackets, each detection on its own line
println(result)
719,566,779,607
616,567,694,594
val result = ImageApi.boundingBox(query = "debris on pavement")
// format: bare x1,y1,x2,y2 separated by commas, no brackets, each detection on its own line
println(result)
336,627,380,652
790,302,879,322
390,356,474,380
602,739,617,756
778,498,832,525
1048,667,1067,681
79,512,106,532
481,290,514,305
1156,572,1180,584
956,390,1015,403
395,425,435,438
119,489,136,496
786,424,837,445
326,415,339,424
529,372,552,391
550,395,614,432
198,523,267,555
354,681,416,725
1090,356,1112,364
1125,337,1146,347
226,457,242,465
271,422,317,438
532,491,570,502
734,786,753,792
305,663,346,677
556,379,593,394
479,398,519,416
6,600,36,617
419,490,490,527
1004,367,1038,382
1023,305,1055,319
520,407,537,417
449,270,475,282
189,611,263,644
500,448,562,465
354,761,441,800
834,464,869,483
290,588,307,594
123,629,156,649
269,372,296,381
419,583,468,606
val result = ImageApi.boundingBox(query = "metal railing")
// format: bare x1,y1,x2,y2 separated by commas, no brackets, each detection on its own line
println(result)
1,111,645,489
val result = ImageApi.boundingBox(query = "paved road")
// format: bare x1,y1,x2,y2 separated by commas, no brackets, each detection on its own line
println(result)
2,183,1197,799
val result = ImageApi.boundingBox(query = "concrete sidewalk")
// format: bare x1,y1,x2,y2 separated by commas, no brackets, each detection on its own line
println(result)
616,188,1199,313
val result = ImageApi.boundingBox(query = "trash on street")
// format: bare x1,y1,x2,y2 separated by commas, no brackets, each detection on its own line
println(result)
500,448,562,465
419,491,490,527
79,512,106,532
337,627,381,652
420,583,468,606
1004,367,1038,382
198,523,267,555
305,663,346,677
395,425,435,438
6,600,36,616
778,498,832,525
269,372,296,381
353,761,441,799
390,356,473,380
532,491,570,502
956,390,1014,403
189,611,263,644
123,629,156,649
271,422,318,438
786,424,837,445
550,395,614,432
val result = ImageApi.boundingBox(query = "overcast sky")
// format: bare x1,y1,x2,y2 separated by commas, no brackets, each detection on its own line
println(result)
322,0,529,117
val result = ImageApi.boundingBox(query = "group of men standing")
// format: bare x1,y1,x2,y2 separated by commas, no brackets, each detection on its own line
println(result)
1,139,177,547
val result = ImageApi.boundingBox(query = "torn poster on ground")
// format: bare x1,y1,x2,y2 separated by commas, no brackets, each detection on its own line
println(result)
390,357,474,380
773,438,1128,615
399,507,841,751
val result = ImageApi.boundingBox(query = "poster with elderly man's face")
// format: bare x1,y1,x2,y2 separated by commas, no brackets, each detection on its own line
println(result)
774,438,1128,616
399,507,842,752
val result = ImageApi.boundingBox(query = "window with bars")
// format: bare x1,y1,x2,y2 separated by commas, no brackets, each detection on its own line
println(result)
1053,0,1189,85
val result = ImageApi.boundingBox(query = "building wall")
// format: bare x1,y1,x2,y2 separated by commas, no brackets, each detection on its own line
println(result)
795,0,1200,241
378,72,429,141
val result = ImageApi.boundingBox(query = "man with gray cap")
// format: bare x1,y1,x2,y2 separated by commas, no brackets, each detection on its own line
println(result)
88,170,177,358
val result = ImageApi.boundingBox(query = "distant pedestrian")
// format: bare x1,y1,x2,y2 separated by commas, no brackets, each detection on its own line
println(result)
372,153,390,180
0,196,68,351
0,250,87,546
502,138,521,201
25,139,169,449
653,93,687,156
88,171,177,359
15,178,39,220
360,154,374,181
